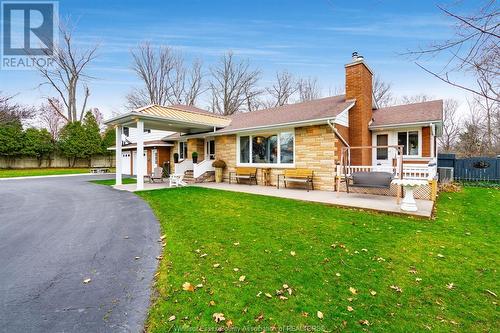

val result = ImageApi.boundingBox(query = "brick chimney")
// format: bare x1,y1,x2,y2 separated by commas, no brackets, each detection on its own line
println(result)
345,52,373,166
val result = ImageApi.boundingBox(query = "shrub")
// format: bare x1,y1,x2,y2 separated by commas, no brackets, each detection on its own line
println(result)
212,159,226,169
192,151,198,158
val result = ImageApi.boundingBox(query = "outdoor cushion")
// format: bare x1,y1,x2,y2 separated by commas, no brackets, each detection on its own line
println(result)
351,171,393,188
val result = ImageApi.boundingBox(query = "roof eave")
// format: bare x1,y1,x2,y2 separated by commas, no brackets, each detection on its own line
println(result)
369,120,443,130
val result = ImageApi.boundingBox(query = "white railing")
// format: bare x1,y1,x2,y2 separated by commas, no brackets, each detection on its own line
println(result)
193,159,215,178
336,164,437,180
174,159,193,175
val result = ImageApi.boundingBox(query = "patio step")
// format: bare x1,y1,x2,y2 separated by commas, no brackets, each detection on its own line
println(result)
183,170,195,184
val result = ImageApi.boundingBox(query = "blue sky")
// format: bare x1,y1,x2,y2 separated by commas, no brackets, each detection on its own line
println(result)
0,0,476,117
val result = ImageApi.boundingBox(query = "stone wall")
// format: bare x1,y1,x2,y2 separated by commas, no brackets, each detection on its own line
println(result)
213,124,338,191
0,154,115,169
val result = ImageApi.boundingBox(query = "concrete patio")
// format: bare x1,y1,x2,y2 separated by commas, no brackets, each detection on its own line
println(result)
112,181,434,217
194,182,434,217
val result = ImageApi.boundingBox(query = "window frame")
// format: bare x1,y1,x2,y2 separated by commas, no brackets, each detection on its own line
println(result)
236,129,296,167
178,141,188,160
397,130,422,157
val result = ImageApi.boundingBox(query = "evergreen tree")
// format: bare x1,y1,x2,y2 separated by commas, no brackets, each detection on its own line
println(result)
21,128,54,166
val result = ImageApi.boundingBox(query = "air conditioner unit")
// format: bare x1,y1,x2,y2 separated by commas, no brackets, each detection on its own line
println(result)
437,167,454,183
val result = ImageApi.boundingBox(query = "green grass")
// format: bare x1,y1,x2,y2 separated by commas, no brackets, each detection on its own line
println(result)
0,167,92,178
90,177,136,186
136,187,499,332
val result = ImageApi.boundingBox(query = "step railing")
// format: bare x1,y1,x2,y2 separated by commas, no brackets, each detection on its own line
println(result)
193,159,215,178
174,159,193,175
336,164,437,180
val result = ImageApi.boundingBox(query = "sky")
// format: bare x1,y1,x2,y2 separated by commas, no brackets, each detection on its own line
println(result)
0,0,477,119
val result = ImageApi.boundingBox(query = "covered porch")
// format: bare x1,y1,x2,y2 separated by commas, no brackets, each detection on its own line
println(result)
104,105,230,191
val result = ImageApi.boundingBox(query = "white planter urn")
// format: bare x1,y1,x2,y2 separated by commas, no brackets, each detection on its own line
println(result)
392,179,428,212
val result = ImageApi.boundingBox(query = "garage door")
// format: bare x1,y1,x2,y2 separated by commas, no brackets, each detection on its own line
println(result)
132,151,148,176
121,152,131,175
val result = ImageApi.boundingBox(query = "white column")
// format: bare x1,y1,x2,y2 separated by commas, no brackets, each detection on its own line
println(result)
115,126,122,186
136,120,144,190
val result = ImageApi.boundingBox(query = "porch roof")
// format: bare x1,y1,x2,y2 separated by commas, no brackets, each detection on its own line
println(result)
104,104,231,133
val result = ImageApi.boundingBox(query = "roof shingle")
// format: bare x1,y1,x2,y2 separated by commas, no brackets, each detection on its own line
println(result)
371,100,443,127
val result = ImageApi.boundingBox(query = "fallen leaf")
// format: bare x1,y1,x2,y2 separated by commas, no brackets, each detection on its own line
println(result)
212,312,225,323
168,315,176,322
416,277,422,282
200,253,208,258
349,287,357,295
486,289,498,298
446,283,455,290
134,256,140,260
233,268,239,272
196,283,203,288
283,284,289,289
255,313,264,322
301,312,309,317
290,251,296,256
347,306,354,312
239,275,246,282
359,319,370,326
226,319,234,328
279,295,288,300
265,293,273,298
370,290,377,296
256,291,262,297
182,282,195,292
156,256,163,260
83,278,91,284
213,263,220,268
233,242,240,246
437,253,445,258
317,311,324,319
361,248,368,252
336,273,341,277
390,285,402,293
160,234,166,241
209,300,215,306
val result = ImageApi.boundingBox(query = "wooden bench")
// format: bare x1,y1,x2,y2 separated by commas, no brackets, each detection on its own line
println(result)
90,167,110,174
278,169,314,191
229,167,257,185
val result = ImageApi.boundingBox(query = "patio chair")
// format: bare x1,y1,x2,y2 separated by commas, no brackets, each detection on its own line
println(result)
150,167,164,183
169,173,187,187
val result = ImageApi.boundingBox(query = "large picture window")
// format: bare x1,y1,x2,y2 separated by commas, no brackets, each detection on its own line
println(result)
398,131,419,156
239,131,294,165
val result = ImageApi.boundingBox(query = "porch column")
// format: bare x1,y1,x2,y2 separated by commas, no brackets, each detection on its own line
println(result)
136,120,144,190
115,125,122,185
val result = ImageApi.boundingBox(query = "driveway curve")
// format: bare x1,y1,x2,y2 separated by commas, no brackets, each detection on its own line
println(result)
0,175,160,332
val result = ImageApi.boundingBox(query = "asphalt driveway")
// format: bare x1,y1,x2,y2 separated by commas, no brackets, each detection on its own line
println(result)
0,175,160,332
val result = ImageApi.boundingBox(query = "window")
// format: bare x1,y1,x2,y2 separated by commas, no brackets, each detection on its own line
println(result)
398,131,419,156
280,132,294,163
123,127,129,137
239,131,294,165
376,134,388,160
179,141,188,159
240,136,250,163
206,140,216,160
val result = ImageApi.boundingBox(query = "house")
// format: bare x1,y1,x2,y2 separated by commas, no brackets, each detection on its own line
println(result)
105,53,443,193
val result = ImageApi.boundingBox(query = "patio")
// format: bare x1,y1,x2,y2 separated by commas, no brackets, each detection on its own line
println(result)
112,180,433,217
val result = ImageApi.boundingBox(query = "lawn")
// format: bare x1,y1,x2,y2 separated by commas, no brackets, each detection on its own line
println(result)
0,168,93,178
136,187,499,332
90,177,136,186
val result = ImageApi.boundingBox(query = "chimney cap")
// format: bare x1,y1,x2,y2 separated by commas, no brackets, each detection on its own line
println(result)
352,51,364,62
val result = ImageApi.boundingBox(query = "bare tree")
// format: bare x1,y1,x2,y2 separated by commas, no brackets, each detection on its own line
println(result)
438,99,461,152
0,92,35,124
38,99,66,140
266,70,298,107
209,51,261,115
37,22,98,122
406,1,499,103
373,75,394,107
127,43,204,109
399,94,433,104
297,77,321,102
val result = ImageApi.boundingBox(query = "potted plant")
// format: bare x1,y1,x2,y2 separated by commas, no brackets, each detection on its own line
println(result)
212,160,226,183
173,152,179,163
192,151,199,164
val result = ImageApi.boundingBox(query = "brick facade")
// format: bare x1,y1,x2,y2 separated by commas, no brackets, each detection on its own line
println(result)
345,60,373,165
422,126,431,157
187,138,205,162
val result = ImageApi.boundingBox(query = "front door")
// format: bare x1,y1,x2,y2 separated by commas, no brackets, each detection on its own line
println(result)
205,139,215,160
151,149,158,170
